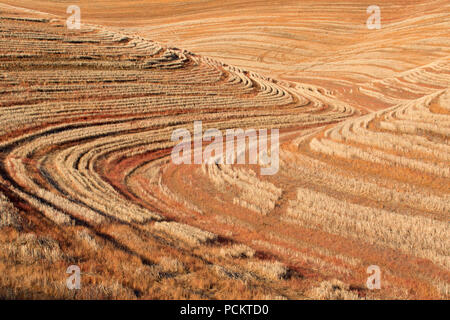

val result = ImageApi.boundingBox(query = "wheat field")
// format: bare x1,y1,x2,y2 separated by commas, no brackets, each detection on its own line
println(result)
0,1,448,300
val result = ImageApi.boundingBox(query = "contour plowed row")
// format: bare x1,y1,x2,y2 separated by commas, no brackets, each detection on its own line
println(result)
0,5,359,299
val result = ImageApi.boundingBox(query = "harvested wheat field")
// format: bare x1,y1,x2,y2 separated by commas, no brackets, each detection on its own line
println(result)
0,1,448,300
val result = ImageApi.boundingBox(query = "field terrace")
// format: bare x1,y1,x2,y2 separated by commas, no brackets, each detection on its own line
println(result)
0,2,448,299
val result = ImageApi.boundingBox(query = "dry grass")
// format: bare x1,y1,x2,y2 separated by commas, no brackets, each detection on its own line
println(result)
0,192,22,229
153,221,218,246
307,279,360,300
220,244,256,259
4,233,65,264
159,257,185,274
247,261,289,281
0,2,449,300
76,229,100,250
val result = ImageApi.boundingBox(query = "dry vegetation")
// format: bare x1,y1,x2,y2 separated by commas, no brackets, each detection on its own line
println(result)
0,1,448,300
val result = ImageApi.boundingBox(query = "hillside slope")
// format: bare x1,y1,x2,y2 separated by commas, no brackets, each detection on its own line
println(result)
0,2,448,299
